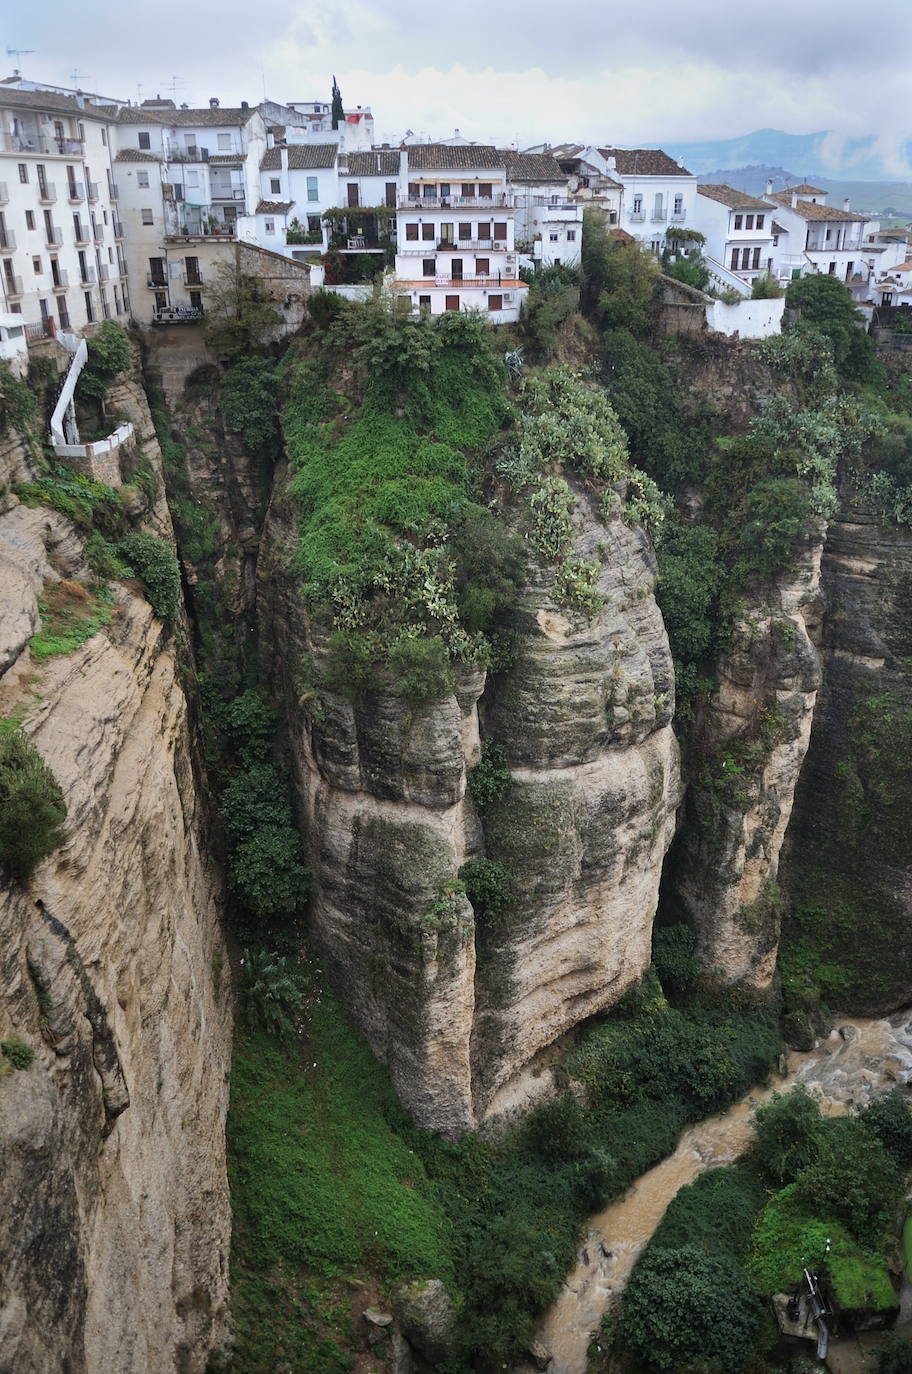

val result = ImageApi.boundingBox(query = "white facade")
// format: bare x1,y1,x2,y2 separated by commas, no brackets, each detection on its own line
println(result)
506,153,580,268
393,147,527,323
0,86,129,339
596,147,697,253
692,185,775,284
763,184,873,289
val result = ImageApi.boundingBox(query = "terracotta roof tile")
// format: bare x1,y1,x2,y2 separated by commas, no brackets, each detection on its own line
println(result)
697,183,771,211
406,143,503,170
501,150,564,181
597,147,692,176
343,150,401,176
114,148,162,162
261,143,338,170
117,105,256,126
767,191,868,222
0,85,115,121
255,199,294,213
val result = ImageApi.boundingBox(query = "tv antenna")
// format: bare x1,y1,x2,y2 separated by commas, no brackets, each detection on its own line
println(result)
6,47,35,75
161,74,185,102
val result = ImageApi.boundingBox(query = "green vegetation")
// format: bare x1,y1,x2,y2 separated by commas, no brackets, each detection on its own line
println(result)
0,1037,35,1070
467,740,512,811
29,580,114,659
119,531,181,624
76,320,131,400
581,209,659,334
858,1090,912,1166
204,264,282,357
238,948,308,1041
521,264,584,358
0,726,67,878
220,356,279,455
0,359,38,435
785,274,878,382
458,856,517,928
16,466,124,534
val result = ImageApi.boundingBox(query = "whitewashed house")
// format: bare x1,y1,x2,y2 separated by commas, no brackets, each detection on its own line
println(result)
505,150,581,268
394,144,527,322
763,182,872,288
597,147,697,253
693,184,776,287
0,84,129,340
545,145,624,227
258,143,340,256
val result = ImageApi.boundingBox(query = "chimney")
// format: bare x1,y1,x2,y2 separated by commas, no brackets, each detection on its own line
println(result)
209,97,219,110
241,100,249,111
766,178,773,195
791,191,799,208
280,146,289,175
843,197,850,211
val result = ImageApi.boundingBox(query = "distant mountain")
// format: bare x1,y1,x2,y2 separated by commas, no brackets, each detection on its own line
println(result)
694,163,912,219
665,128,911,182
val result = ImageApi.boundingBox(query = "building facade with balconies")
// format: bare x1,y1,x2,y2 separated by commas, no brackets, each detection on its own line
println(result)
0,84,129,340
596,146,697,254
504,151,581,268
258,143,341,258
393,144,527,323
692,184,776,284
763,183,875,288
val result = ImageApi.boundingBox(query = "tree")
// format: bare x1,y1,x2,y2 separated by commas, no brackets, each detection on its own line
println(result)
331,75,344,129
0,727,67,878
794,1116,902,1246
619,1245,762,1372
581,207,659,334
203,260,281,357
785,274,878,382
753,1085,824,1186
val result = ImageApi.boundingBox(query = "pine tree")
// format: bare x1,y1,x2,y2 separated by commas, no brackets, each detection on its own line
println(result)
331,76,343,129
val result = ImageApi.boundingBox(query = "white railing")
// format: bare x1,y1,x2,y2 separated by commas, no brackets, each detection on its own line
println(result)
0,229,16,251
0,182,9,204
38,182,57,203
50,333,88,447
68,180,85,201
704,255,752,298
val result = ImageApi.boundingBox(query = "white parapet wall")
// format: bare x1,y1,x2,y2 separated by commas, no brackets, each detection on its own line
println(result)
704,296,786,338
53,422,135,487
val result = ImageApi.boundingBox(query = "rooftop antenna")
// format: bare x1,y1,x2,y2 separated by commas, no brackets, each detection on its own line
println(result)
6,47,35,75
160,74,185,102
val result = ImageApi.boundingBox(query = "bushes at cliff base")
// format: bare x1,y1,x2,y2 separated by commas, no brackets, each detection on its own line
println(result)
119,531,181,624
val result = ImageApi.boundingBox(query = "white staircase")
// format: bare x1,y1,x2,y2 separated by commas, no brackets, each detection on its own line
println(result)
50,331,88,448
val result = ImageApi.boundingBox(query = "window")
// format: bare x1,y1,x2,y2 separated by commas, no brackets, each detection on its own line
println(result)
217,134,232,151
113,285,120,313
101,128,107,147
674,194,683,215
550,232,559,242
406,222,419,240
418,294,431,312
85,289,95,322
440,223,454,244
189,290,202,310
829,261,837,274
752,247,761,270
478,184,492,199
264,218,275,234
25,210,35,230
186,171,198,188
270,178,281,194
730,247,739,269
141,209,154,225
306,176,318,201
493,221,507,240
439,183,451,199
756,215,764,230
476,257,490,274
477,222,491,240
567,230,576,241
734,214,743,230
78,122,85,142
462,183,473,198
458,222,471,240
847,261,855,280
18,163,28,184
745,215,754,230
32,256,42,274
138,132,151,150
103,209,108,224
445,295,460,311
421,223,434,240
347,182,360,207
488,294,503,311
408,182,419,198
149,256,166,285
632,195,642,215
155,291,167,309
137,170,150,188
108,247,114,262
422,259,436,276
386,182,396,208
307,214,321,232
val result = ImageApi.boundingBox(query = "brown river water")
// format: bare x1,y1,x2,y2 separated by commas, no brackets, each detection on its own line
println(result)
534,1012,912,1374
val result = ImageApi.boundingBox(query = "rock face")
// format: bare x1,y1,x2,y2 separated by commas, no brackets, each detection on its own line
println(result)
0,454,231,1366
665,527,824,989
780,501,912,1013
260,480,680,1133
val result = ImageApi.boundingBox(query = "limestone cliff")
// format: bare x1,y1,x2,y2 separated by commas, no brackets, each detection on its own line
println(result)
779,498,912,1013
664,526,824,990
259,478,680,1134
0,404,231,1372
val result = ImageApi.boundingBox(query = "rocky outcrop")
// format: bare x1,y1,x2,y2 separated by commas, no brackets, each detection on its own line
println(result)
780,500,912,1013
260,479,679,1134
666,526,824,989
0,447,231,1368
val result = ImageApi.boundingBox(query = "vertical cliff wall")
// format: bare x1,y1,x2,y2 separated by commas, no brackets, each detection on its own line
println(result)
259,477,679,1134
779,499,912,1013
0,392,231,1373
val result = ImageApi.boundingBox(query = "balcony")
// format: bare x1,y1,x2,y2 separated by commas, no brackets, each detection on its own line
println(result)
211,188,246,203
147,275,168,289
415,273,511,288
109,183,119,200
401,239,508,253
670,211,686,222
74,222,89,245
98,265,110,282
25,319,54,342
0,228,16,251
185,272,204,287
399,193,512,209
651,210,667,222
51,269,69,290
166,147,210,163
152,305,204,323
46,226,63,247
87,182,99,203
0,132,83,156
80,265,97,285
0,182,8,204
113,220,124,239
630,212,645,222
4,274,24,297
67,180,85,202
38,182,57,204
164,224,236,241
93,224,104,243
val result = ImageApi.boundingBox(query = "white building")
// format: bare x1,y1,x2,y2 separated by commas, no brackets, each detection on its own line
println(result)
693,184,776,284
597,147,697,253
284,102,375,150
393,144,527,322
544,145,624,227
258,143,340,257
0,84,129,340
763,182,873,288
505,151,581,268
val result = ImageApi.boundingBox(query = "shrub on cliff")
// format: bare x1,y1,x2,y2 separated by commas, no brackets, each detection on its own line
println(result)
0,726,67,878
785,275,878,383
752,1085,825,1186
119,531,181,624
239,947,308,1041
77,320,131,399
231,824,311,919
220,356,278,455
858,1090,912,1167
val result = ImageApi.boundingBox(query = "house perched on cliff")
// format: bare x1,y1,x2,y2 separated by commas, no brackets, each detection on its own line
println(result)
693,183,776,285
597,146,697,254
762,181,874,289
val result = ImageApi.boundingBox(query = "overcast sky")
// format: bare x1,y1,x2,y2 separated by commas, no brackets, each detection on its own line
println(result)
11,0,912,166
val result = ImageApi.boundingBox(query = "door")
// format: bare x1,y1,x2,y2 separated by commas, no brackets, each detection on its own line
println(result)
445,295,460,311
347,182,360,207
385,182,396,208
451,259,463,280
